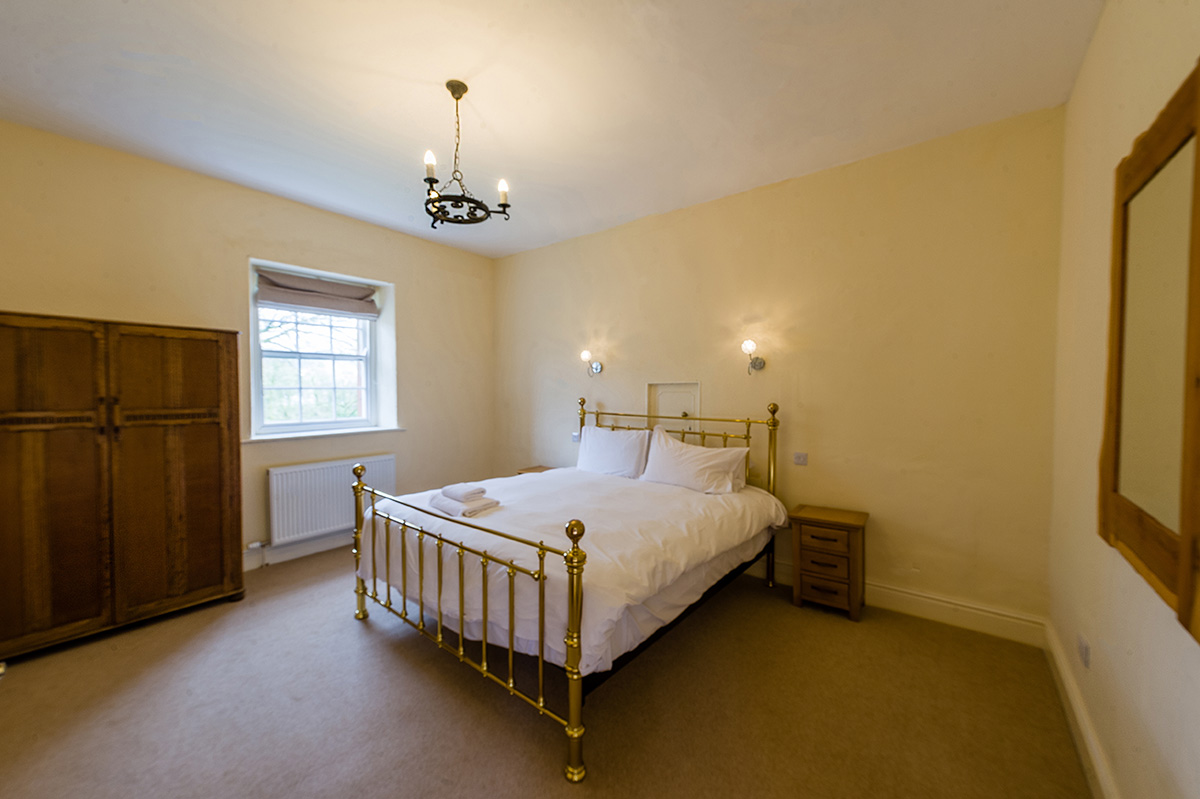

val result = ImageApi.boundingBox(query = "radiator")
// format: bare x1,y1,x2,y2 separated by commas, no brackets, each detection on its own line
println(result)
267,455,396,547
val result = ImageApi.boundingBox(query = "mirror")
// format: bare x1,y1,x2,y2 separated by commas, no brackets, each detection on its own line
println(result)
1100,62,1200,640
1117,138,1194,532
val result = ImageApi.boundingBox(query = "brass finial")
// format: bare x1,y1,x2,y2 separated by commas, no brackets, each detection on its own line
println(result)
768,403,778,417
579,397,586,409
565,519,586,545
353,463,366,479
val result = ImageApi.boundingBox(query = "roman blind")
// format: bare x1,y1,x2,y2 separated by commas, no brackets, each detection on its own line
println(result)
256,269,380,319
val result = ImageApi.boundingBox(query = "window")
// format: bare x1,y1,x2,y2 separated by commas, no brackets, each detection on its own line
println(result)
258,308,370,427
250,262,395,437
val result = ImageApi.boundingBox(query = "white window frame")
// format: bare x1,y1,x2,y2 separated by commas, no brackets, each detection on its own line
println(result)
249,259,397,439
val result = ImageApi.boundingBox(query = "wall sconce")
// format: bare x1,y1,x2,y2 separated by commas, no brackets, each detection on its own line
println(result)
742,339,765,375
580,350,603,376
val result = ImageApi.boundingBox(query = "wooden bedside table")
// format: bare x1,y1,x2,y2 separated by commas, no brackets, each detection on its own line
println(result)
516,465,553,474
789,505,868,621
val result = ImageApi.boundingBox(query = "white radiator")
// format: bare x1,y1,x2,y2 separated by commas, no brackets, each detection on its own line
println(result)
268,455,396,547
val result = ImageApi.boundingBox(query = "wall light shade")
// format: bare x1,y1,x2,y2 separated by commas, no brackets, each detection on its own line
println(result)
742,339,765,375
580,350,603,376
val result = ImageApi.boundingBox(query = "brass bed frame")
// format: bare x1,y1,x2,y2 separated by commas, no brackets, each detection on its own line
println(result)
350,398,780,782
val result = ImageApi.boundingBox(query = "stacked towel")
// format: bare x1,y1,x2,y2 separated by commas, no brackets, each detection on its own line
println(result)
430,492,499,518
441,482,487,502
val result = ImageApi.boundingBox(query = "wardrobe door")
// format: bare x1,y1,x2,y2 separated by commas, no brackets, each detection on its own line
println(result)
108,324,242,624
0,314,111,658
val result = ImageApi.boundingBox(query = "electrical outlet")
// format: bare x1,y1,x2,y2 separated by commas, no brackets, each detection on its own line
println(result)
793,452,808,466
571,431,580,443
1077,634,1091,669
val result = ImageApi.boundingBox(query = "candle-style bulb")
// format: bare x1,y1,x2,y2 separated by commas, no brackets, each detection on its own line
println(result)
424,150,437,179
497,178,509,205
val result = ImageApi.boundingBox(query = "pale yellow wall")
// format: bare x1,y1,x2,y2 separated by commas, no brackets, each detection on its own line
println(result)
1051,0,1200,796
495,107,1063,618
0,118,496,546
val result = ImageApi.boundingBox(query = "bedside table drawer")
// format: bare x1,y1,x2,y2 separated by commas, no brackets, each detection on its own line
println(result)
799,525,848,553
799,550,849,580
800,576,849,609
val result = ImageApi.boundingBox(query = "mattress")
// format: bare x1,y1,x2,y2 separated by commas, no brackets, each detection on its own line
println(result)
358,467,788,674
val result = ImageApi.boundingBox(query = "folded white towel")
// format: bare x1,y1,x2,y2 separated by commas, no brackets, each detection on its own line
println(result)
441,482,487,502
430,492,500,518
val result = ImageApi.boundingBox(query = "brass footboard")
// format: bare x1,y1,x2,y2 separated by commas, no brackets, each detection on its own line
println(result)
351,464,588,783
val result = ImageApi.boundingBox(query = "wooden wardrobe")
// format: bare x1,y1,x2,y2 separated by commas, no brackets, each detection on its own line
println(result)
0,312,243,660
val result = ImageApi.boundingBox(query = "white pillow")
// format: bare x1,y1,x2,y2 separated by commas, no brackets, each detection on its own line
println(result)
576,426,651,478
639,425,748,494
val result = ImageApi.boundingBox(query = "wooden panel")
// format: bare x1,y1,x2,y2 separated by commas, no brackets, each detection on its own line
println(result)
45,428,108,628
112,425,171,617
0,314,110,658
110,324,241,623
181,422,225,593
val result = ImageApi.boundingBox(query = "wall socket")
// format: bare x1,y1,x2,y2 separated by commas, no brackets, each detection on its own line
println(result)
793,452,808,466
1077,633,1091,669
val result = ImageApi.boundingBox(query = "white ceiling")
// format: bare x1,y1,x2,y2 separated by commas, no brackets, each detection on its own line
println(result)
0,1,1102,259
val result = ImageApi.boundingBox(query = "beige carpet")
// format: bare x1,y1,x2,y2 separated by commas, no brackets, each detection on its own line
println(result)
0,548,1090,798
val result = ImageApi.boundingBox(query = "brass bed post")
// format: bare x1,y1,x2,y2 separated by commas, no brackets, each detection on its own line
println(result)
563,519,588,783
766,403,779,588
578,397,586,436
352,464,369,620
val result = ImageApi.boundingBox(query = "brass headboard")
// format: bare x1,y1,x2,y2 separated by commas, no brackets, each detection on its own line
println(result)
577,397,780,495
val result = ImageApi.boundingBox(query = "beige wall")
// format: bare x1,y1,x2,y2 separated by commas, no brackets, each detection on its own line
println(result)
1051,1,1200,796
495,107,1063,619
0,119,496,546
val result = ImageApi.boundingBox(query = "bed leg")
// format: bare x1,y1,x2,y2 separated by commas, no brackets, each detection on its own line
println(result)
563,520,587,783
353,464,369,620
355,577,369,620
767,536,776,589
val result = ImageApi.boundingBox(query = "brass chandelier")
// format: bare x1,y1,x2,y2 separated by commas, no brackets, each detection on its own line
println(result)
422,80,510,228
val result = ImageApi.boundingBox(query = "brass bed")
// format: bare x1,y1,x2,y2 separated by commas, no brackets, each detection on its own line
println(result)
349,398,781,782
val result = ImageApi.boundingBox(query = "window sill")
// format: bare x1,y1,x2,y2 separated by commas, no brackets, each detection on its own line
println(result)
243,425,404,444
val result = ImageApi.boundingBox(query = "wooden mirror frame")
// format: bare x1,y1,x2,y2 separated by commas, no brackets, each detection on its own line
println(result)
1100,61,1200,637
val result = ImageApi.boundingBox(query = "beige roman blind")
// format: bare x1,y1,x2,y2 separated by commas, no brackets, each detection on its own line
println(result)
255,269,380,318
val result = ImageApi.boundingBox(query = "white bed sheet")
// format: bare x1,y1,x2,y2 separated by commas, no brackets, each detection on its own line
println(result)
357,467,787,674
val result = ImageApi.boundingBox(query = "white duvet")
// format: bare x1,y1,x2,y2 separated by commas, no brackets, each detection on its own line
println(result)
357,467,788,674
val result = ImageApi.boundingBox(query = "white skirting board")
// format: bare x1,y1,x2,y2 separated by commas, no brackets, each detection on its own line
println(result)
1044,623,1120,799
243,530,352,571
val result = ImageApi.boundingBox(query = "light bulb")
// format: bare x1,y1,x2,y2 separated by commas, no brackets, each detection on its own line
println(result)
580,350,592,363
424,150,437,179
498,179,509,205
741,339,757,356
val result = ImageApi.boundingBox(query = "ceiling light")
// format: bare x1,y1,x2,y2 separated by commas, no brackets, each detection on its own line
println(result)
422,80,510,228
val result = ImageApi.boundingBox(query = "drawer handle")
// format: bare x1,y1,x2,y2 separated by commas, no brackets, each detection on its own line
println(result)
812,560,838,569
811,585,838,595
812,535,839,542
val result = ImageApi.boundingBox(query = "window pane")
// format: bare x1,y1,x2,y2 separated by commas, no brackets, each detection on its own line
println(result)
262,357,299,388
263,389,300,423
259,318,297,352
297,324,331,353
334,359,364,388
301,359,335,388
331,325,363,355
336,389,367,419
301,388,335,421
297,311,331,326
258,307,295,324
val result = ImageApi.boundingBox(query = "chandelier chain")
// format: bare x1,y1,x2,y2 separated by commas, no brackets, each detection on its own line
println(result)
449,97,473,198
